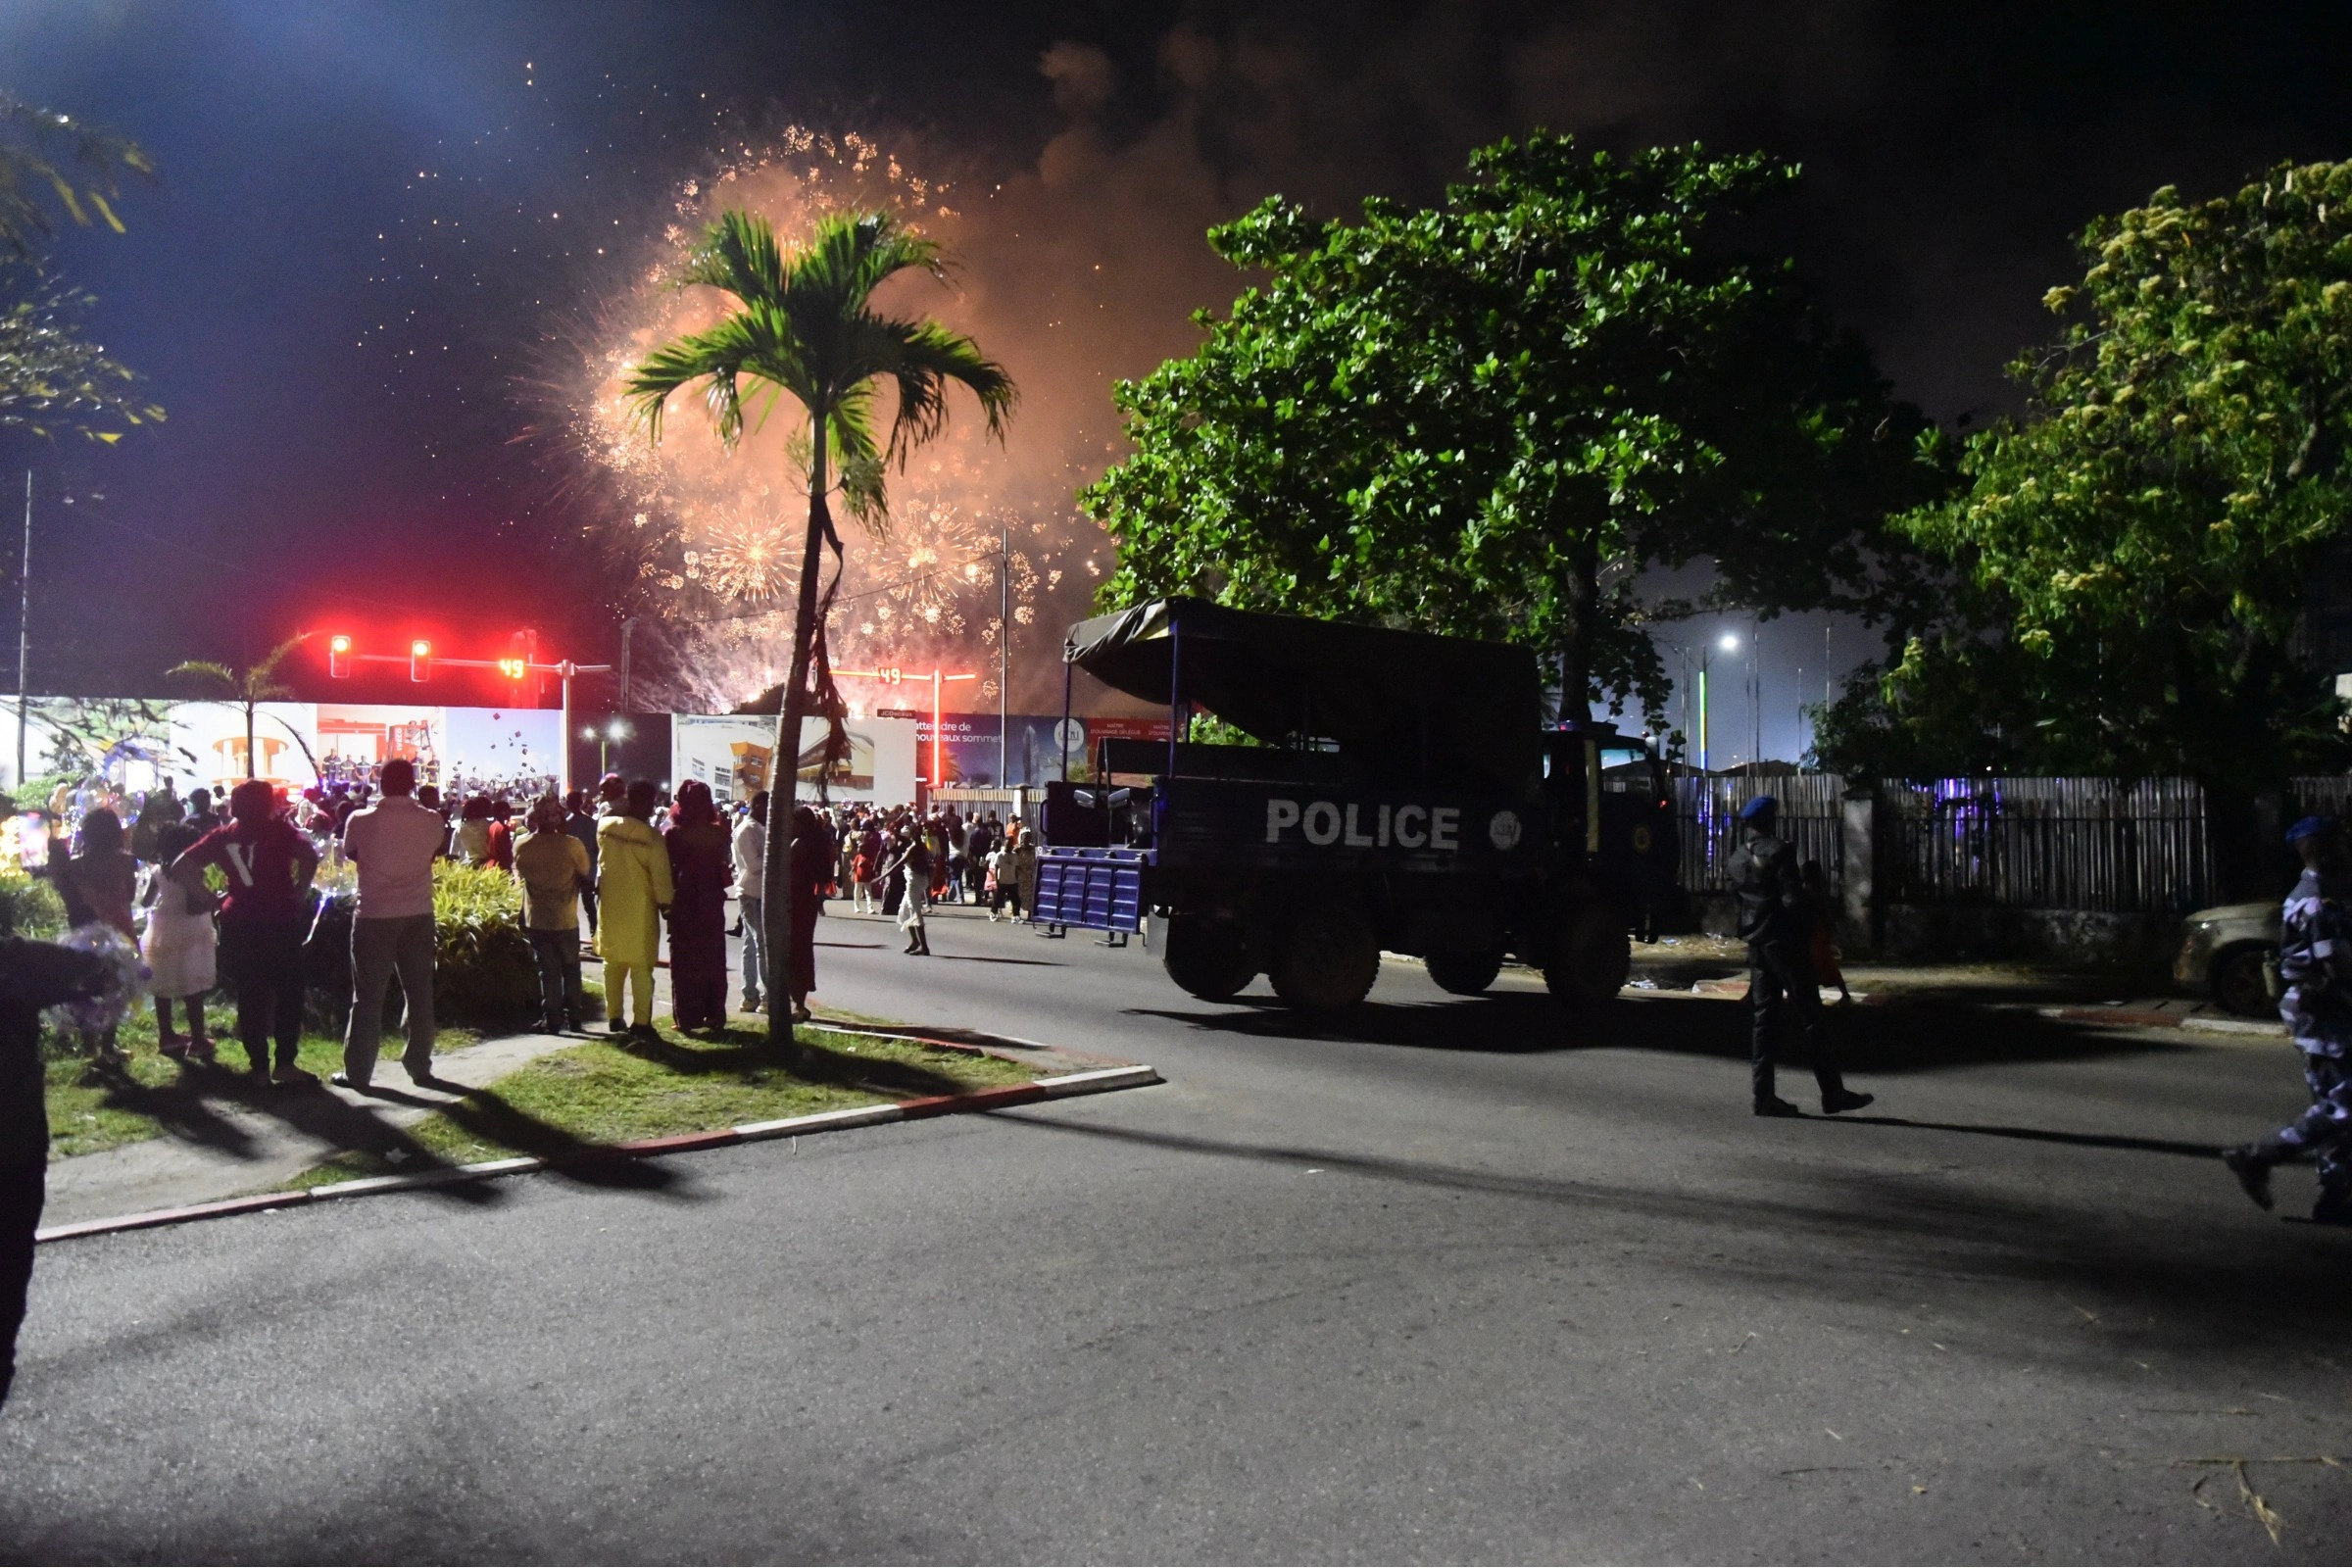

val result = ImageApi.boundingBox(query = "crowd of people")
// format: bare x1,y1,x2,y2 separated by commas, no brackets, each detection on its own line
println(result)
5,766,1047,1061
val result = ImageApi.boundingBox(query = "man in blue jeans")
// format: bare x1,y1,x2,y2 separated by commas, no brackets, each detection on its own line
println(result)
333,757,447,1091
733,790,768,1013
515,795,592,1031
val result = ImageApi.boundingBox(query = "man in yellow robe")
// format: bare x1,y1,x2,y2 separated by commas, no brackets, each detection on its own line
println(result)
594,780,672,1034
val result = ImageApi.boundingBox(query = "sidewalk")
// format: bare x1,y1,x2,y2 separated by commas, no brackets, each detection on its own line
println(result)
41,1031,582,1227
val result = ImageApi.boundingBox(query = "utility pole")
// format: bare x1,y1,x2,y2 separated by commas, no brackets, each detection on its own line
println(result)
617,616,636,712
15,470,29,790
998,527,1009,788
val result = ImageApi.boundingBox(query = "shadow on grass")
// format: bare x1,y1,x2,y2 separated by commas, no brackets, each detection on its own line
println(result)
1130,990,2195,1074
427,1084,693,1194
616,1024,973,1103
75,1058,265,1161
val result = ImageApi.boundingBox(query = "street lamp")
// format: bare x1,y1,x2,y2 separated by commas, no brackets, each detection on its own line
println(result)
600,717,631,778
1700,632,1738,773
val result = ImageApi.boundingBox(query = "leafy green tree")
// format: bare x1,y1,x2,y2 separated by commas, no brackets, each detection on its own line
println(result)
1086,133,1938,723
0,258,163,441
1836,160,2352,798
0,95,158,442
168,636,310,782
626,210,1012,1043
0,92,153,259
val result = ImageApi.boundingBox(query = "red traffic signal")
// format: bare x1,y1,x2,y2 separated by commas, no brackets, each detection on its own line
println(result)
327,634,353,679
497,656,528,681
409,638,432,683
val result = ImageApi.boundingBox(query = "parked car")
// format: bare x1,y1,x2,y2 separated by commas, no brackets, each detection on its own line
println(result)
2175,901,2279,1017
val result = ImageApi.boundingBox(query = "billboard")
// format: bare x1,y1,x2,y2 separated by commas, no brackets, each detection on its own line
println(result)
894,711,1172,787
672,713,918,806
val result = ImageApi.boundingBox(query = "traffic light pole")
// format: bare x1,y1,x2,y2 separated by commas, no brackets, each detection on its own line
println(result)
327,640,612,794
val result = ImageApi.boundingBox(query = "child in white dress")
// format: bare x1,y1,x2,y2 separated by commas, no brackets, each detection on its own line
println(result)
142,821,218,1060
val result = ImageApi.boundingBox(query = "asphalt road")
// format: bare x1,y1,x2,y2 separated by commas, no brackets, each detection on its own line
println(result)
4,903,2349,1563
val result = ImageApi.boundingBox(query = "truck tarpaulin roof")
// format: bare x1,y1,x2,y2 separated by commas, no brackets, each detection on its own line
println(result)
1063,598,1541,793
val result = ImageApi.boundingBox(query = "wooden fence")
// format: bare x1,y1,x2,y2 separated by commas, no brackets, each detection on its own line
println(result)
1878,777,2214,914
1669,773,2352,915
1675,776,1847,893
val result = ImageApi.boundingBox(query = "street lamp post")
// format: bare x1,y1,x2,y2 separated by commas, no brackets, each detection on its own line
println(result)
1700,631,1739,774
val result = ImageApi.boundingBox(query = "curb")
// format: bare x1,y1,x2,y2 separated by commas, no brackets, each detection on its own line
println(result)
35,1064,1162,1246
2035,1004,2284,1040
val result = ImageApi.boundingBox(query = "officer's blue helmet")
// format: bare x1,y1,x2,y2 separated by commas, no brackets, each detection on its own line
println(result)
2287,814,2334,843
1738,795,1779,823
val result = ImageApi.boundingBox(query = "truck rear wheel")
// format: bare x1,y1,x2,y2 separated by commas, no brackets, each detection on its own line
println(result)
1270,903,1381,1012
1544,907,1631,1005
1162,913,1255,1003
1424,946,1503,996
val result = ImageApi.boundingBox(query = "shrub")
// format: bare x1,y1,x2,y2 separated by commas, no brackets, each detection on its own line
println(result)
303,859,544,1034
0,866,64,939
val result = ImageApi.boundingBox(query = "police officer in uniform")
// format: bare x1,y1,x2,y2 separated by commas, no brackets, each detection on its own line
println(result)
1728,795,1874,1118
2223,815,2352,1224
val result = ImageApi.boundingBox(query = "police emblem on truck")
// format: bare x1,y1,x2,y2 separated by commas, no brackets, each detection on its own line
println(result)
1265,798,1462,851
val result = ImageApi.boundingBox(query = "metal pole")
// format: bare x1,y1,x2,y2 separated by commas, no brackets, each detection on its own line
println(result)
15,470,29,789
1698,657,1709,775
618,617,635,712
560,662,576,797
931,667,944,789
1166,619,1182,781
999,527,1009,789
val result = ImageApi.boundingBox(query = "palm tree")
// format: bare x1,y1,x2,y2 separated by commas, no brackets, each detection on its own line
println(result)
167,634,310,782
627,209,1013,1046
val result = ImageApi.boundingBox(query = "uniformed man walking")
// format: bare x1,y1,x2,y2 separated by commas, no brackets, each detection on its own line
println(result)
2223,815,2352,1225
1728,795,1874,1118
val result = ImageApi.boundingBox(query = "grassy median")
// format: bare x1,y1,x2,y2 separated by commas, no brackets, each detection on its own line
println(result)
288,1022,1038,1187
43,1016,490,1161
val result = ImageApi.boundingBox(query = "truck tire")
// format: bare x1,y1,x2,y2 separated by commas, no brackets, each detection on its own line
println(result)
1270,903,1381,1012
1544,906,1631,1005
1424,946,1503,996
1162,913,1255,1003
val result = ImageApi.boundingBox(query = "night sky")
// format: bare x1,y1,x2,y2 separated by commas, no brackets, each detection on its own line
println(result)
7,1,2352,759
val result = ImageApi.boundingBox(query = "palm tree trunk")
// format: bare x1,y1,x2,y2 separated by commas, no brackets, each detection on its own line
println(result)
244,700,258,780
765,405,827,1048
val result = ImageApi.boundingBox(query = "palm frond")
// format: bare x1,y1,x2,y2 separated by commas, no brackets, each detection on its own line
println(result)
164,660,235,695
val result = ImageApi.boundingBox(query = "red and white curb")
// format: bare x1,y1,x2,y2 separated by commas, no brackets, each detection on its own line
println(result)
35,1064,1161,1246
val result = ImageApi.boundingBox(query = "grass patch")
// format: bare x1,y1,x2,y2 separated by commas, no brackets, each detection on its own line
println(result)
288,1022,1038,1188
44,1012,484,1162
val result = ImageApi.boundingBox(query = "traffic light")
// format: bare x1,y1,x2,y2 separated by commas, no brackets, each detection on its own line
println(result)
327,634,353,679
497,656,528,681
409,638,432,682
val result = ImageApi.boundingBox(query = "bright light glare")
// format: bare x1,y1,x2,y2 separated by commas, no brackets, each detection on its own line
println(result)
1718,634,1740,651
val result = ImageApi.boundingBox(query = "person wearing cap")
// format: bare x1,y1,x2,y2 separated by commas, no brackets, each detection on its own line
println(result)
1726,794,1874,1118
2223,815,2352,1224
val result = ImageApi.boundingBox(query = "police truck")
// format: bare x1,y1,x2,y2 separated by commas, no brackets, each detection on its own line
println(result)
1031,599,1679,1012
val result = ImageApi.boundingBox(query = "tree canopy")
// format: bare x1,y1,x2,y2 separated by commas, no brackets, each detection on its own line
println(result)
1823,159,2352,791
1085,133,1937,723
0,94,158,442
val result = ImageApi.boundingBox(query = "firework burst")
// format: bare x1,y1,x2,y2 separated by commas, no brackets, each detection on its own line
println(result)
560,125,1109,710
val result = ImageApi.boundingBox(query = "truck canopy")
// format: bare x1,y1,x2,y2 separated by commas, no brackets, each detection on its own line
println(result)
1064,598,1542,794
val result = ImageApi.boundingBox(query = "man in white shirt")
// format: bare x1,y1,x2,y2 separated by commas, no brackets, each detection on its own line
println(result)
732,791,768,1014
333,757,450,1091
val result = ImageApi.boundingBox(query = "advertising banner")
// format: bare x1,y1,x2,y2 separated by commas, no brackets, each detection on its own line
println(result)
904,712,1173,787
672,713,918,806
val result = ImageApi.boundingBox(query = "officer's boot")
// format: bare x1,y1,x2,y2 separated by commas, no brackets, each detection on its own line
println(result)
2312,1165,2352,1226
2222,1145,2276,1211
